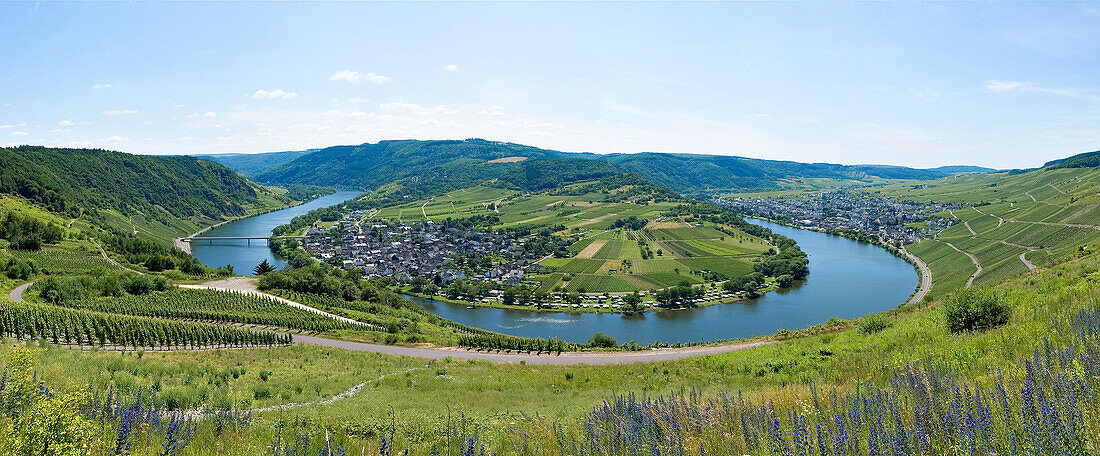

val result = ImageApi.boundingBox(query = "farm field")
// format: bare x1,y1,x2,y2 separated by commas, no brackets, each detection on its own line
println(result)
364,183,776,296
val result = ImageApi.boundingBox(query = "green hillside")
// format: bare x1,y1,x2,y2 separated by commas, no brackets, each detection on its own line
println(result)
866,166,1100,295
211,139,986,195
0,146,291,245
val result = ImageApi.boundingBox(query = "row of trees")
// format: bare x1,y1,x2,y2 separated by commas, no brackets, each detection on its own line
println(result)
33,273,169,304
457,334,576,353
103,233,210,275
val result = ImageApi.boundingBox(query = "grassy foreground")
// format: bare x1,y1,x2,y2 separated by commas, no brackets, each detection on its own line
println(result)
5,238,1100,454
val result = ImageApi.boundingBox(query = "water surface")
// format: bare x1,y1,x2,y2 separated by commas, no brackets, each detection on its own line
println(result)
191,190,361,273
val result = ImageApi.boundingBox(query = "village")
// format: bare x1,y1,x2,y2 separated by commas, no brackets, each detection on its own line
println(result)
301,212,556,286
715,190,960,244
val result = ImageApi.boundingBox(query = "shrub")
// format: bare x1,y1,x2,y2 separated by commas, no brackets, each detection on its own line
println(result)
858,314,893,334
945,288,1011,333
586,332,617,348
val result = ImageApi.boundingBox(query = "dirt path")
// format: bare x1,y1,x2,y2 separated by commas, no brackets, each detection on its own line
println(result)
1048,183,1067,195
950,210,977,236
941,241,982,288
1005,219,1100,230
1025,191,1037,203
999,240,1040,271
900,247,932,304
970,206,1004,227
180,278,380,330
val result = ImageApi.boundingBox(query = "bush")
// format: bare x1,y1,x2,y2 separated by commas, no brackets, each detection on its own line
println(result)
858,314,893,334
586,332,617,348
945,289,1011,333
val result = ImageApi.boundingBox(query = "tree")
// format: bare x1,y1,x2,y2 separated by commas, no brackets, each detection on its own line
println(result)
776,274,794,288
586,332,617,348
622,292,643,313
253,259,276,275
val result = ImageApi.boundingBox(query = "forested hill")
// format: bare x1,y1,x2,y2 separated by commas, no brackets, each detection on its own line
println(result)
209,139,985,194
0,146,289,223
1043,150,1100,169
251,139,571,195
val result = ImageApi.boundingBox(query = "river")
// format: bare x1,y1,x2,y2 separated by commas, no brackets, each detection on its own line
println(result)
191,190,362,274
193,197,918,344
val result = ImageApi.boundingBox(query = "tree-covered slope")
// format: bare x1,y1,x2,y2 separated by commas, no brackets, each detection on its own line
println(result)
0,146,290,245
252,139,569,193
226,139,981,194
1042,149,1100,169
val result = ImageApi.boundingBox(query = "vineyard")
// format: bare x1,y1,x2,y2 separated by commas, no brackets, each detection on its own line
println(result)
0,300,286,348
456,333,576,353
53,288,363,333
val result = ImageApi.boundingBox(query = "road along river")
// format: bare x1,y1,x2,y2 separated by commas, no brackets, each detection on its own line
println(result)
192,198,920,345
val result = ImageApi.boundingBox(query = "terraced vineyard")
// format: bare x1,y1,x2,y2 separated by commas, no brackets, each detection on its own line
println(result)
0,299,287,348
53,288,362,333
869,167,1100,296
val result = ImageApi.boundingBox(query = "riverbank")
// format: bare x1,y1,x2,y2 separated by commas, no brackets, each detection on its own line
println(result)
399,281,778,315
744,216,932,304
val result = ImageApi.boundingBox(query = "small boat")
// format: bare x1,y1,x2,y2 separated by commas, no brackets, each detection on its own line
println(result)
466,305,476,309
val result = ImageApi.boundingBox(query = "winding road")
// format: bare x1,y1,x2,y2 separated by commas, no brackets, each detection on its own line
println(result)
7,279,773,365
941,241,982,288
900,247,932,304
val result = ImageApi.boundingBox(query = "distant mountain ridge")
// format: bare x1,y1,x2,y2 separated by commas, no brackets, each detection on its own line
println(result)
201,139,992,193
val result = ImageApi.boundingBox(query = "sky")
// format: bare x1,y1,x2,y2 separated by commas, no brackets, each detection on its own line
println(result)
0,2,1097,169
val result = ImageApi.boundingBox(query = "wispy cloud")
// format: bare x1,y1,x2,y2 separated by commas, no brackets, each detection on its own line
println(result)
10,131,28,136
102,110,139,116
986,79,1099,101
443,64,458,72
186,112,217,119
330,70,390,84
252,89,298,100
92,83,112,90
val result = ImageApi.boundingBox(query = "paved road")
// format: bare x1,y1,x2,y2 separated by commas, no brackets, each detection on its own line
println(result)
8,281,32,302
900,248,932,305
8,279,773,365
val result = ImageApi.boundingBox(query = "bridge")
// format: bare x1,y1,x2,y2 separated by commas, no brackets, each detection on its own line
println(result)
180,235,307,245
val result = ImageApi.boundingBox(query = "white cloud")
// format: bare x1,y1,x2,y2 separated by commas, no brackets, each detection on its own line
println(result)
92,83,112,90
345,97,371,104
379,102,458,115
102,110,139,116
59,120,75,126
172,104,185,109
0,124,14,129
203,112,216,117
443,64,458,72
252,89,298,100
987,80,1028,92
330,70,391,84
10,131,28,136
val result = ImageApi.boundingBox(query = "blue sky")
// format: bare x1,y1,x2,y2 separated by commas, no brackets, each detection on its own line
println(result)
1,2,1096,168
